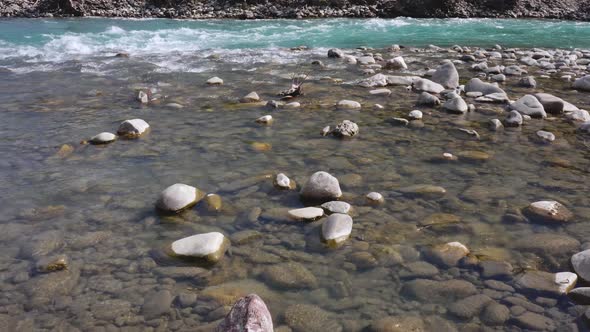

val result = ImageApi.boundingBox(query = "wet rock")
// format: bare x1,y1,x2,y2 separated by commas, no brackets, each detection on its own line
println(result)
515,270,577,296
515,233,579,256
370,88,392,96
35,254,68,273
288,207,324,221
465,78,506,95
201,280,274,306
366,192,384,204
92,299,132,321
321,213,353,247
566,109,590,122
413,78,445,94
300,171,342,203
432,60,460,88
425,242,470,267
327,48,344,58
399,261,439,278
89,132,116,145
284,304,340,332
524,200,573,223
117,118,150,138
456,150,490,162
573,75,590,91
156,183,204,212
284,101,301,108
442,96,468,114
489,118,503,131
479,260,512,278
274,173,293,190
390,117,409,126
336,100,361,109
534,93,567,114
398,184,446,198
262,262,317,290
367,316,424,332
137,90,149,103
153,266,210,279
572,249,590,282
141,290,173,320
568,287,590,304
24,266,80,308
492,73,506,82
448,294,492,319
510,95,547,118
536,130,555,143
204,193,223,212
518,76,537,88
416,91,440,106
358,56,375,65
321,201,351,215
170,232,230,263
216,294,273,332
321,126,331,136
241,92,260,103
480,302,510,326
505,110,523,127
255,115,273,124
384,56,407,70
332,120,359,137
175,292,197,307
408,110,423,120
349,251,378,269
21,230,64,258
207,76,224,85
579,121,590,134
401,279,477,302
512,312,555,331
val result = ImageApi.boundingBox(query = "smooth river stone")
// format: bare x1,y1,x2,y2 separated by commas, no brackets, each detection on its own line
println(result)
398,184,446,198
572,249,590,282
442,97,468,114
431,60,459,88
300,171,342,203
273,173,292,189
524,200,573,223
321,213,353,246
89,132,116,145
425,242,470,267
336,99,361,109
515,270,577,295
170,232,229,263
241,92,260,103
288,207,324,221
207,76,223,85
216,294,273,332
321,201,351,214
510,95,547,118
156,183,204,212
255,115,273,124
117,118,150,138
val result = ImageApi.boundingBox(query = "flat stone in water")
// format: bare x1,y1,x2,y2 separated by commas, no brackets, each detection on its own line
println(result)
398,184,446,198
321,201,351,214
524,200,573,223
141,290,173,320
89,132,116,145
515,233,579,256
448,294,492,319
425,241,470,267
321,213,353,247
288,207,324,221
369,88,391,96
536,130,555,143
262,262,318,290
207,76,223,85
274,173,292,189
366,192,384,204
336,100,361,109
170,232,229,263
284,304,340,332
515,270,577,296
156,183,204,212
367,316,424,332
401,279,477,303
117,119,150,138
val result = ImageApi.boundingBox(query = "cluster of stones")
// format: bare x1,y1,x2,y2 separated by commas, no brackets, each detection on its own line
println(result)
88,118,150,145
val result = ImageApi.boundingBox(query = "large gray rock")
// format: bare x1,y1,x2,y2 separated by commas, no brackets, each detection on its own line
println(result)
566,110,590,122
480,302,510,326
117,119,150,138
416,92,440,107
156,183,204,212
510,95,547,118
170,232,230,263
327,49,344,58
515,233,580,256
321,213,353,247
384,56,407,70
332,120,359,138
505,110,523,127
572,249,590,282
216,294,273,332
442,96,468,114
568,287,590,304
533,93,574,114
424,242,469,267
431,60,459,89
518,76,537,88
465,78,506,95
300,171,342,203
515,271,577,296
448,294,492,319
573,75,590,91
413,78,445,94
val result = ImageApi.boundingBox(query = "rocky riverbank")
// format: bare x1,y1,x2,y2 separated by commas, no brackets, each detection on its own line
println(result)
1,0,590,20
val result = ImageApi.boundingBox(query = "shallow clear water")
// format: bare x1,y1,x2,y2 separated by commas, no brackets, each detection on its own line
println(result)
1,17,590,331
